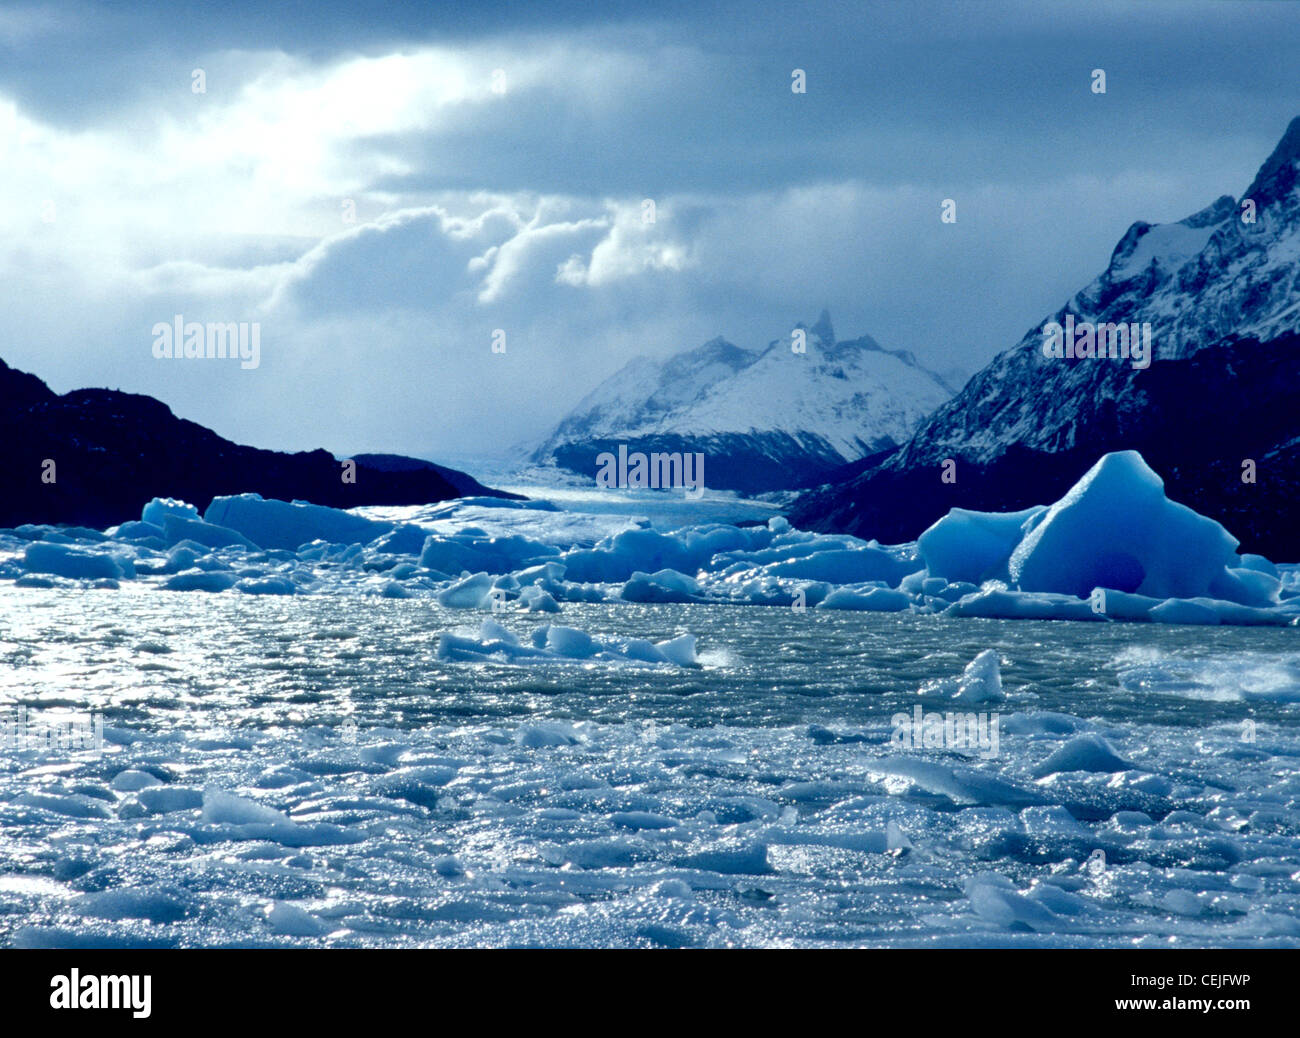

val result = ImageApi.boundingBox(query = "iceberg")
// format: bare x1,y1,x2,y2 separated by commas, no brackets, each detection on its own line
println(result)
141,497,199,527
919,507,1045,584
1008,451,1239,600
22,542,132,581
419,531,558,575
435,620,698,667
1032,733,1133,778
204,494,394,551
163,515,256,550
162,570,239,592
766,545,916,586
918,649,1004,703
817,586,911,611
620,569,702,603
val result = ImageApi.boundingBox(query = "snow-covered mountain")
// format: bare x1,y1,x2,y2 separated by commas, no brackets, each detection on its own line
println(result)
533,311,957,492
792,116,1300,560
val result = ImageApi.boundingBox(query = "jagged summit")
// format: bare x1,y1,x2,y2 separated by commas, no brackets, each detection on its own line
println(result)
810,308,835,346
1243,114,1300,210
533,315,955,492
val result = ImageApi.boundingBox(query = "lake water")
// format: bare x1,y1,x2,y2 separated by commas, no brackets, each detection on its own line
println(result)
2,584,1297,947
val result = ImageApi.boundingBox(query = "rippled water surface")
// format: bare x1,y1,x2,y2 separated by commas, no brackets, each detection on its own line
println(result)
1,587,1298,947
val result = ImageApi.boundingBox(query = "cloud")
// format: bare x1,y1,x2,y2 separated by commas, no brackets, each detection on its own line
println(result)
0,2,1296,465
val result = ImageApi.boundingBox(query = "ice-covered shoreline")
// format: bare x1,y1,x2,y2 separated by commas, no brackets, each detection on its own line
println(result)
2,451,1296,633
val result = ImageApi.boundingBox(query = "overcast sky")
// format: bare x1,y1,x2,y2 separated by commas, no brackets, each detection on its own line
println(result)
2,0,1297,466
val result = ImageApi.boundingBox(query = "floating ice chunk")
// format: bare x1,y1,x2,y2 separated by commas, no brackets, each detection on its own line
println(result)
1209,567,1281,608
203,790,287,826
919,506,1045,584
437,572,494,609
1209,598,1293,625
921,648,1007,703
14,792,112,819
654,633,697,666
419,531,558,576
677,841,772,875
435,626,549,663
559,524,769,584
1032,734,1133,778
141,497,199,527
73,887,193,924
766,546,915,586
12,524,68,542
433,855,466,877
817,586,911,611
965,872,1066,932
544,626,599,658
111,520,165,542
611,811,679,830
1148,598,1221,625
1008,451,1239,600
162,570,238,592
874,758,1042,808
163,515,256,550
516,722,583,747
200,789,362,846
517,585,561,612
204,494,393,551
943,588,1104,622
515,561,567,585
621,638,669,664
136,787,204,814
369,524,431,555
620,568,701,603
1238,553,1279,578
478,619,518,644
162,544,203,573
110,769,163,792
437,620,697,667
1089,588,1161,621
886,820,913,854
22,542,130,580
266,902,333,938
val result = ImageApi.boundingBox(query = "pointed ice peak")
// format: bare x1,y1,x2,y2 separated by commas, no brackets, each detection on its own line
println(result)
1242,114,1300,210
811,308,835,345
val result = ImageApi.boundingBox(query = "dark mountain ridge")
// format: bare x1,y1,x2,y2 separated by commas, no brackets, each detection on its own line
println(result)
0,358,504,529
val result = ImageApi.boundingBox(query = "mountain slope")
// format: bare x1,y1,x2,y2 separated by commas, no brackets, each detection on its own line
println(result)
350,453,523,500
534,311,955,492
0,358,504,529
791,116,1300,559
